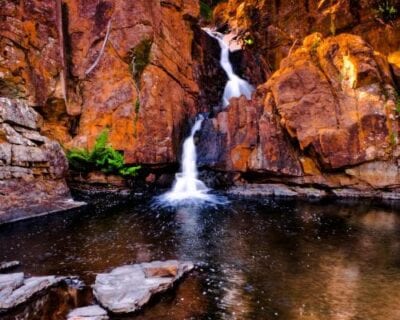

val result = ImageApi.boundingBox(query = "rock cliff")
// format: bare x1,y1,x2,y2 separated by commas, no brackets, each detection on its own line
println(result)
195,0,400,196
1,0,400,200
1,0,201,166
199,32,400,196
0,98,81,223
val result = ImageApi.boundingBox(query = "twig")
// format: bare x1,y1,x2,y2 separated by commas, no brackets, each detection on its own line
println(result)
85,19,112,76
288,39,298,57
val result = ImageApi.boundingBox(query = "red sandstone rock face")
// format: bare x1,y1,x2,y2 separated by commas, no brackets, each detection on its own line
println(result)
213,0,400,72
198,90,303,176
64,0,200,165
0,0,64,106
199,33,398,186
269,33,395,169
1,0,400,195
0,0,200,166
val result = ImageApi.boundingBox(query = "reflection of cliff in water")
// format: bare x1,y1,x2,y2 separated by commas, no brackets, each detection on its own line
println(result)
2,199,400,319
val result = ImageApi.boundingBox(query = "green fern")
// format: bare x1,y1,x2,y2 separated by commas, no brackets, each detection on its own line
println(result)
200,1,212,21
67,130,140,177
119,165,141,177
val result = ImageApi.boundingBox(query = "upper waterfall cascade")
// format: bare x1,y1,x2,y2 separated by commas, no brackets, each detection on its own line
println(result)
204,29,255,107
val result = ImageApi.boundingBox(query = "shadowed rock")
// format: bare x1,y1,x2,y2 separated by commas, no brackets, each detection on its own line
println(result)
0,261,20,272
93,260,194,314
0,273,66,310
67,305,109,320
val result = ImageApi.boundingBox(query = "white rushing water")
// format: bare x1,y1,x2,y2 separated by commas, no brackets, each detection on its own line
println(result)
205,29,254,107
156,115,225,206
156,29,253,206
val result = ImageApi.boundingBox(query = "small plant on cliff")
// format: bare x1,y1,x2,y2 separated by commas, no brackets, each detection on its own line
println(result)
133,98,140,138
200,1,213,21
390,132,398,146
67,130,141,177
244,36,255,46
375,0,399,22
130,39,152,86
395,91,400,114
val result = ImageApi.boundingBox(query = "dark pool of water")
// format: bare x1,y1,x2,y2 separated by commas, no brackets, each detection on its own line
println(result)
2,196,400,319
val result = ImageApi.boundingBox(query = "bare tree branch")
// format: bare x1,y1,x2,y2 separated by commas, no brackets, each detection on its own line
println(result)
85,19,112,76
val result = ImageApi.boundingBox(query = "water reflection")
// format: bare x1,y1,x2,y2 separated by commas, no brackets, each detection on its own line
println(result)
2,199,400,319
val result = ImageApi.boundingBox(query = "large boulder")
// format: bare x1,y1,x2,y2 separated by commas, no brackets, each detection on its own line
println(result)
0,98,83,224
93,260,194,314
268,33,394,169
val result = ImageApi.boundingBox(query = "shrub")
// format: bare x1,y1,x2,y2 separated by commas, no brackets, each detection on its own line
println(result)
130,39,152,85
67,129,141,177
376,0,398,21
244,37,255,46
200,1,212,21
390,132,398,146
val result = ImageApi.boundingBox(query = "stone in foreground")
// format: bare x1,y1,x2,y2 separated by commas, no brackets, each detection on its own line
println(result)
93,260,194,314
0,261,20,272
67,305,109,320
0,273,65,310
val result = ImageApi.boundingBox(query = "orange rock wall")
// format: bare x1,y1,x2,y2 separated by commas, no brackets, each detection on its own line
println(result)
0,0,201,166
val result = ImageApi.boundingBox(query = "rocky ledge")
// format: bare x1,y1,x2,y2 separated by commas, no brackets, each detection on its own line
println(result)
0,272,67,311
198,32,400,198
0,98,85,224
93,260,194,314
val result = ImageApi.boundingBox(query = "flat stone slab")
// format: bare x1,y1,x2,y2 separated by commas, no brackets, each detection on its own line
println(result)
0,199,86,225
93,260,194,314
67,305,109,320
0,273,65,310
0,261,21,272
0,98,41,130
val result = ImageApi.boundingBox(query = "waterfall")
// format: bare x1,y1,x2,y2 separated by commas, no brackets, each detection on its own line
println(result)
155,29,252,206
204,29,254,107
155,115,225,206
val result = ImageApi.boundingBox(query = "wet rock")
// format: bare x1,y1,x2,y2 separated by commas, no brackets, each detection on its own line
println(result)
0,273,24,293
192,27,228,112
93,260,194,314
67,305,109,320
0,273,65,310
198,91,303,175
